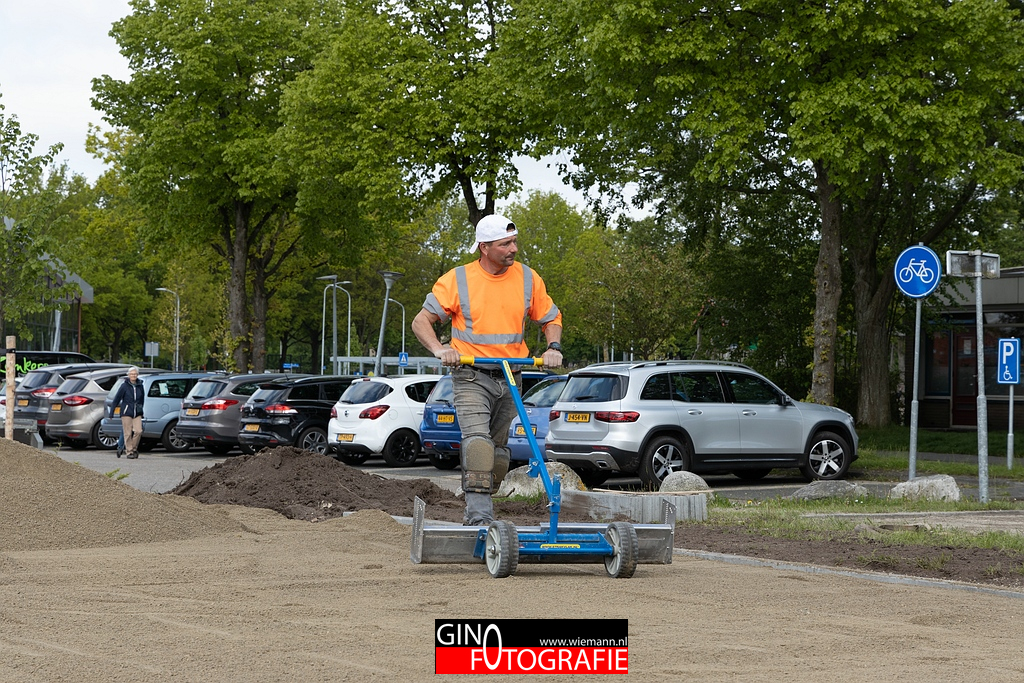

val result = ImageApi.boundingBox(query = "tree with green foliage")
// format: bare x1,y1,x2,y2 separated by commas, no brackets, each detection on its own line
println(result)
92,0,362,371
508,0,1024,423
280,0,531,227
0,97,81,340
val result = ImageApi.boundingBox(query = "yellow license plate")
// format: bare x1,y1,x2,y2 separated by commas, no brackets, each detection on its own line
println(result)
51,403,62,411
336,433,354,442
17,399,28,407
244,423,260,432
185,408,200,416
566,413,591,423
437,414,455,424
514,424,537,436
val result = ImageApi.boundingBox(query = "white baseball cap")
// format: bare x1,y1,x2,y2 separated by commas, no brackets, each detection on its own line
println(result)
469,214,517,253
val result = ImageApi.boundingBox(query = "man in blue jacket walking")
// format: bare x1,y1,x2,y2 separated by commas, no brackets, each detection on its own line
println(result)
110,366,145,459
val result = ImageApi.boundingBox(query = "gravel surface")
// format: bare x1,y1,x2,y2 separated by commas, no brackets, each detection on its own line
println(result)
3,438,1024,682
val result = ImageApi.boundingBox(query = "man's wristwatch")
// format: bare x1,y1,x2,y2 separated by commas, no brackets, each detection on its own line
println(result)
546,342,562,352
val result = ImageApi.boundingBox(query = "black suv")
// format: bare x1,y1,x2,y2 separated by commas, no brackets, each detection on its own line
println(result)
238,375,357,455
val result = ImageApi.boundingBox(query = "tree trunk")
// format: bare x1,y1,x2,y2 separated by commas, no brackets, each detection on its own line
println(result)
227,201,251,372
853,264,897,426
251,255,268,373
811,161,842,405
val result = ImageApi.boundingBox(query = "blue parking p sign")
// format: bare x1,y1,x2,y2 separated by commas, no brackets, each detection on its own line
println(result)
999,338,1020,385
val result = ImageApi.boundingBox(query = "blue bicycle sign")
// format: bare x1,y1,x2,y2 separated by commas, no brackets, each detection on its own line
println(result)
894,245,942,298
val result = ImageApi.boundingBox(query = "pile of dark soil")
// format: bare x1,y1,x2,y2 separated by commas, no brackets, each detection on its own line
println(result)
170,446,575,524
679,523,1024,590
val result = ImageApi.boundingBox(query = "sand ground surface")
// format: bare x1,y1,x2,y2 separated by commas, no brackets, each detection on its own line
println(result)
3,440,1023,682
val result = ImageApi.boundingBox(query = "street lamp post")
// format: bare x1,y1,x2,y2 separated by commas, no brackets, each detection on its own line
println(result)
337,281,352,375
316,275,337,374
375,271,403,376
388,297,405,374
156,287,180,371
597,281,615,362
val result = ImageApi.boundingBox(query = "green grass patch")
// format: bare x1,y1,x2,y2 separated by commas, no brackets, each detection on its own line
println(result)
851,448,1024,482
697,497,1024,554
858,425,1010,456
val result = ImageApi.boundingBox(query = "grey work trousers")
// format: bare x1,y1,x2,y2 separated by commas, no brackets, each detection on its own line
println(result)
452,365,521,525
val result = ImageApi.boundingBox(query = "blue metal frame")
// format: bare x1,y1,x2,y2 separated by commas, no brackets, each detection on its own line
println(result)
466,357,615,560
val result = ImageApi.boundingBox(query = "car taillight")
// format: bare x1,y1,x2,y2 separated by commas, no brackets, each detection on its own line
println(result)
62,395,93,406
265,404,298,415
201,399,239,411
0,398,5,405
359,405,390,420
31,387,57,398
549,410,560,420
330,406,337,418
594,411,640,423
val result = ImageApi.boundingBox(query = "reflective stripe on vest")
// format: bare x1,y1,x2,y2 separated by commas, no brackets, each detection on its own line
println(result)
452,265,532,346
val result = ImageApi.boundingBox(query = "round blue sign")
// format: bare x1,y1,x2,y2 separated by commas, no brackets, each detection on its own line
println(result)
894,245,942,298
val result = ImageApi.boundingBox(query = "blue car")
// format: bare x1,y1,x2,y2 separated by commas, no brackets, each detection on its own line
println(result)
507,375,568,463
419,371,556,471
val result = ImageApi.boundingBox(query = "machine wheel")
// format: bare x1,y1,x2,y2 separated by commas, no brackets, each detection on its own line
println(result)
92,422,118,450
337,453,369,466
161,420,192,452
428,451,460,470
733,468,772,481
203,443,233,455
604,521,639,579
382,429,420,467
298,426,328,455
638,435,691,489
800,431,852,481
573,469,610,489
485,520,520,579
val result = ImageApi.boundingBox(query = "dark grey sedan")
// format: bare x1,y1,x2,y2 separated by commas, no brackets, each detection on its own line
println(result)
177,373,300,454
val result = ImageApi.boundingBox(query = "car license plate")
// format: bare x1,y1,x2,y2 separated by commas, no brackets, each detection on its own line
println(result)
336,433,354,442
185,408,200,416
437,414,455,424
244,423,260,432
514,424,537,436
17,399,28,407
566,413,590,423
51,403,62,411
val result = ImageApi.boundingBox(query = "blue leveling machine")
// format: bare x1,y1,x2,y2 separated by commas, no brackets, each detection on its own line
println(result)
411,357,675,578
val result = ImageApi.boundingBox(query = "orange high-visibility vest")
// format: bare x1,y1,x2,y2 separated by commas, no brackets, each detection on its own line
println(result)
423,261,561,358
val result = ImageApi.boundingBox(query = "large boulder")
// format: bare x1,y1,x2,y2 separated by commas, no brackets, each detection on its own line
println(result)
788,480,869,501
660,471,713,501
495,462,585,498
890,474,961,502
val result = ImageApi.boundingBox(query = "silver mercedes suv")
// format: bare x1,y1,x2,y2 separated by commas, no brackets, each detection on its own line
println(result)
545,360,858,488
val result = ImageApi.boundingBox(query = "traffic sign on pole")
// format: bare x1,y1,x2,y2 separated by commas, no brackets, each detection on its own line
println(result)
894,245,942,298
998,338,1020,385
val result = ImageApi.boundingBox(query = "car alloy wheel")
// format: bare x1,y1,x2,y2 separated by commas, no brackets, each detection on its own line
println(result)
299,427,328,455
801,431,851,481
162,421,192,452
382,429,420,467
638,435,690,489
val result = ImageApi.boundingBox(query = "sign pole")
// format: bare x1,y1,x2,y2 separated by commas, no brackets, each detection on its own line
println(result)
909,297,923,479
1009,384,1015,471
895,243,941,483
974,254,989,503
998,337,1019,471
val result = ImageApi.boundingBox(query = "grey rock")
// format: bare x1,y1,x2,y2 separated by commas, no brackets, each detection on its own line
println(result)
660,471,712,494
788,480,869,501
890,474,961,502
495,462,585,498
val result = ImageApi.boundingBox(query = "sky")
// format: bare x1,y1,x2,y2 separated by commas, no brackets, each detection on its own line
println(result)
0,0,613,214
